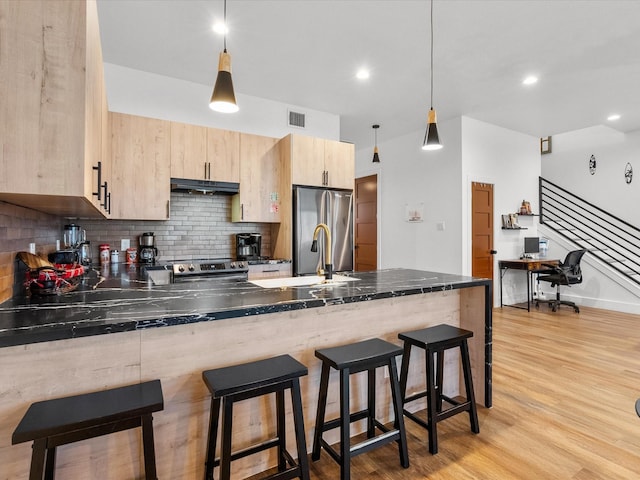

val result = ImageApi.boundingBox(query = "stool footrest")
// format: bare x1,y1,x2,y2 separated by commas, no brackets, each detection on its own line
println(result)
318,408,370,433
403,409,429,430
209,437,283,467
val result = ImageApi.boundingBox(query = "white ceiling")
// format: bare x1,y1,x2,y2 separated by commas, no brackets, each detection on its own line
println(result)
96,0,640,149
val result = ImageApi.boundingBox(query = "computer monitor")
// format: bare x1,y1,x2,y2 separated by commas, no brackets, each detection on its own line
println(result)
524,237,540,256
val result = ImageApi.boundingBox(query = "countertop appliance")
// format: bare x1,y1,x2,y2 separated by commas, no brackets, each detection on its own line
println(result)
63,224,85,249
293,186,353,276
139,232,158,264
236,233,262,260
171,258,248,283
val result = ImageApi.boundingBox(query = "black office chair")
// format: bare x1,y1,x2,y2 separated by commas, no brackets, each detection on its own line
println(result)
536,249,587,313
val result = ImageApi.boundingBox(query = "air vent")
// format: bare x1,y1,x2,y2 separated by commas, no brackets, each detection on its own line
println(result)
288,110,306,128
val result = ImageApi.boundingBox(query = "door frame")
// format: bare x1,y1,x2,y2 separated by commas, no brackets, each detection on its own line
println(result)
354,173,379,271
465,175,497,291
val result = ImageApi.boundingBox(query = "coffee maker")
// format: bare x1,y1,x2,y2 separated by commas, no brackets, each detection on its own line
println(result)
138,232,158,264
236,233,262,260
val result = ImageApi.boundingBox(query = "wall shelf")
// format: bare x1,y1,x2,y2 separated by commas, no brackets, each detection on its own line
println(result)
502,226,528,230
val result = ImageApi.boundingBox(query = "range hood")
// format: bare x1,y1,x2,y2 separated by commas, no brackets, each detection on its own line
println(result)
170,178,239,195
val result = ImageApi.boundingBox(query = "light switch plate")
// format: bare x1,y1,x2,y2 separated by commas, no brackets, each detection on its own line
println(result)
121,239,130,251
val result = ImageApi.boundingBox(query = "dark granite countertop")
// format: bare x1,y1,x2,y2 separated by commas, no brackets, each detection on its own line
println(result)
0,266,490,348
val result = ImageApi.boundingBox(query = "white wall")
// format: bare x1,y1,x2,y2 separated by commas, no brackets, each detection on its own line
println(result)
541,125,640,225
540,125,640,314
356,117,462,275
104,63,340,140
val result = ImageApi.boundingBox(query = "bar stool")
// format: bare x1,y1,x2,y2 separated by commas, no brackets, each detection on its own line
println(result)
12,379,164,480
202,354,310,480
398,323,479,454
312,338,409,480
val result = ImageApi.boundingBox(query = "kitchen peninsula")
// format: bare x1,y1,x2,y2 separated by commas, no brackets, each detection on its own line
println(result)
0,268,491,479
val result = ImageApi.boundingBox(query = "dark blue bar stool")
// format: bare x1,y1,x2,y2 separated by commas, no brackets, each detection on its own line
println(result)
398,323,479,454
202,354,310,480
12,380,164,480
311,338,409,480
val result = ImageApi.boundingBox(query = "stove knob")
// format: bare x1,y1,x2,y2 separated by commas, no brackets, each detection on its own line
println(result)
188,265,195,272
238,262,245,268
178,266,185,272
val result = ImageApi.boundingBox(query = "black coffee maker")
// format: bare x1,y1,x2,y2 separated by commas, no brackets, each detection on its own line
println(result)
236,233,262,260
138,232,158,264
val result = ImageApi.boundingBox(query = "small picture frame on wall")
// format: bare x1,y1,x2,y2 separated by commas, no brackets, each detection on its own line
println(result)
540,136,552,155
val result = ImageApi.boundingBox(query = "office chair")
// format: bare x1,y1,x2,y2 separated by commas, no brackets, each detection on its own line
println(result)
535,249,587,313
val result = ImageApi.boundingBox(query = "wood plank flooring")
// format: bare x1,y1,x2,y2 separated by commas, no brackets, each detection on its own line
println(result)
300,305,640,479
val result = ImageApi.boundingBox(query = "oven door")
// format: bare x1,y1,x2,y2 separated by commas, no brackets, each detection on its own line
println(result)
172,272,248,283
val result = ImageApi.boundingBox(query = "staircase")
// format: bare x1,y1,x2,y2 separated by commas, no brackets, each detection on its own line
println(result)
539,176,640,287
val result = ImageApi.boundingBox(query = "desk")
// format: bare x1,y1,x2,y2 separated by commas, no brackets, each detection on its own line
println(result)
499,258,559,311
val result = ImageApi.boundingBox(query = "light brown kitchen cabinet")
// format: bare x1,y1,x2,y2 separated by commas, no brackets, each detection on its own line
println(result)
170,123,240,183
0,0,109,217
170,122,207,180
109,113,171,220
289,135,354,189
247,263,292,280
207,127,240,183
232,134,281,222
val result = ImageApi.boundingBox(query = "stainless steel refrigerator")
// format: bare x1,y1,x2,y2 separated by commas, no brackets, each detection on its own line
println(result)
293,186,354,276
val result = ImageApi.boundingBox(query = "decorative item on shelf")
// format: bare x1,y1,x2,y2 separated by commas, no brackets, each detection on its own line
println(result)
422,0,443,151
589,154,596,175
509,213,520,229
209,0,238,113
625,162,633,184
540,136,552,154
501,214,511,229
519,200,532,215
372,124,381,163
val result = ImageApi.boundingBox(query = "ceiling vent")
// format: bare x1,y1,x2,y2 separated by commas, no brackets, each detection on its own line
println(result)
288,110,306,128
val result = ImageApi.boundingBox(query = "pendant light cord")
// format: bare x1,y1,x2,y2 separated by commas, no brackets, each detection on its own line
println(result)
430,0,434,109
223,0,227,52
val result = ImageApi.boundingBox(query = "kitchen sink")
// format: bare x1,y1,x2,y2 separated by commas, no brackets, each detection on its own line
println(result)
250,274,359,289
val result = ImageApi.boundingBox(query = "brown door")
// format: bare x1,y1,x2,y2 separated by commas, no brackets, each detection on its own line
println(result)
471,182,495,282
354,175,377,271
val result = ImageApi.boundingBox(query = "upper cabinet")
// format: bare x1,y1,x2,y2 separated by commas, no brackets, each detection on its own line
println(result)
232,134,281,223
170,123,240,183
289,135,354,190
109,113,171,220
0,0,109,218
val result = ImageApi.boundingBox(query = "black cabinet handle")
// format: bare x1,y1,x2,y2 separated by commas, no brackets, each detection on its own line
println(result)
92,161,102,200
101,181,108,209
106,192,111,214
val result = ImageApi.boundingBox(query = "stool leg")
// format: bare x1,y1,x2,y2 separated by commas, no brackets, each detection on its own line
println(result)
367,367,376,438
29,438,47,480
312,363,330,461
43,446,55,480
204,397,221,480
399,342,412,403
436,350,444,413
291,378,311,480
276,389,287,472
425,348,439,454
461,340,480,434
339,368,351,480
388,358,409,468
141,414,158,480
219,397,234,480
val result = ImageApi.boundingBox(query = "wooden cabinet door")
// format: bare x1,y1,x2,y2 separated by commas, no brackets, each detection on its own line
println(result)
290,135,325,187
109,113,171,220
325,140,354,190
207,127,240,183
170,122,207,180
232,134,280,222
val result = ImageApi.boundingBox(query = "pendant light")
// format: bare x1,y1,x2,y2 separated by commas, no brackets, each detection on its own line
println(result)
372,124,381,163
422,0,442,151
209,0,238,113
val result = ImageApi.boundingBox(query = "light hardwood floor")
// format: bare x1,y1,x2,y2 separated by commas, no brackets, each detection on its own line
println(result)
300,304,640,479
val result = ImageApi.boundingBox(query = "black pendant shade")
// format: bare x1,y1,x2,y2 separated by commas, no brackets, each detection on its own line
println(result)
372,124,381,163
422,108,442,151
209,0,238,113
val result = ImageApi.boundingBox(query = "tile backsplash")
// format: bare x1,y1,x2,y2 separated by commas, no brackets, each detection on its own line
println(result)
0,193,273,303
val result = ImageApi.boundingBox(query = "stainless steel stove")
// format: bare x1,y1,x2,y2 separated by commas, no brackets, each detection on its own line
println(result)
171,258,248,283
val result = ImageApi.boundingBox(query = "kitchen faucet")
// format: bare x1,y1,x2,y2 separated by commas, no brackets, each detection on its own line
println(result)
310,223,332,280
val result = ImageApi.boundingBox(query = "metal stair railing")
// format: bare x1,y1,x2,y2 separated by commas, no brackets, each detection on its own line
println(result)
539,176,640,286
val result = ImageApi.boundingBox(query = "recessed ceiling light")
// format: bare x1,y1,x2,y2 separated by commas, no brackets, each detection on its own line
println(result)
607,114,621,121
356,69,370,80
212,22,228,35
522,75,538,86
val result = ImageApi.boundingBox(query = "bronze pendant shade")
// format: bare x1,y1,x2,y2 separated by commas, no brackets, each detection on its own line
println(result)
372,124,381,163
209,0,238,113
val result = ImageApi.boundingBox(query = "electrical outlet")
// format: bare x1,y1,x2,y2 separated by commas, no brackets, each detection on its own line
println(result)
121,239,130,251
